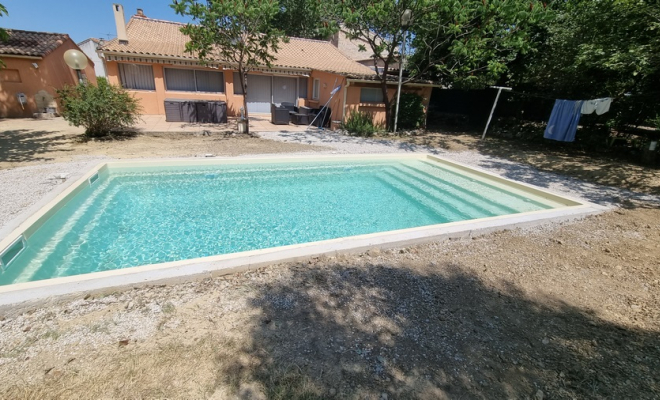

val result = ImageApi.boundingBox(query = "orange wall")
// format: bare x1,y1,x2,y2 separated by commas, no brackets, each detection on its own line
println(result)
106,61,232,115
344,83,432,127
306,70,347,126
0,39,97,118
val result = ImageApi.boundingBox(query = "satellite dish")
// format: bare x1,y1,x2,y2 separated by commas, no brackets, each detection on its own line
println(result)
63,49,89,70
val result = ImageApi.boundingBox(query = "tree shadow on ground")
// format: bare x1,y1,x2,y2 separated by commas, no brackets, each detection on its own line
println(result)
0,129,74,164
215,260,660,399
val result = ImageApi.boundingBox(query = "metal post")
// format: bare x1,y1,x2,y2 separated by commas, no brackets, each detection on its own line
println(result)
393,29,407,134
481,86,512,140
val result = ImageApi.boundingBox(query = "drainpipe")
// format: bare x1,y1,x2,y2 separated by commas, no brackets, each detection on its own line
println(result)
342,78,350,123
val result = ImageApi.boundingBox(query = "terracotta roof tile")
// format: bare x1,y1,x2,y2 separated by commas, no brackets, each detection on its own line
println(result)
0,29,69,57
100,17,375,76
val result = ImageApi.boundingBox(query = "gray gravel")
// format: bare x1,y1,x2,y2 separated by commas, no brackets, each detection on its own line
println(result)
0,157,109,234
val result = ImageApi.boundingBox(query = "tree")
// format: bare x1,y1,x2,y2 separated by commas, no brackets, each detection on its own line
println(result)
0,3,8,68
340,0,549,131
511,0,660,128
272,0,339,39
57,78,141,138
172,0,287,135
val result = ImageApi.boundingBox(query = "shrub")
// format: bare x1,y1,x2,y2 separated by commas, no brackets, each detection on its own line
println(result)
342,111,377,137
57,77,141,138
393,93,426,131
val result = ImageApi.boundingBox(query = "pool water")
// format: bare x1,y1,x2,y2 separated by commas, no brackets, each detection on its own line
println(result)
0,158,567,285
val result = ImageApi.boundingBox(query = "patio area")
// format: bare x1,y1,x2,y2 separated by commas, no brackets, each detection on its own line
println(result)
136,114,314,134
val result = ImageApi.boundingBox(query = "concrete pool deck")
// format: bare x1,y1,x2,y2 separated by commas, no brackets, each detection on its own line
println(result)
0,153,607,307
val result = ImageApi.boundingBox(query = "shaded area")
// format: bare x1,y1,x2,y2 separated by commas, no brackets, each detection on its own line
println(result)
216,259,660,399
0,129,74,166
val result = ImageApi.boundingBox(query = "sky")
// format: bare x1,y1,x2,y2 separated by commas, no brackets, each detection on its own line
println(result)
1,1,193,43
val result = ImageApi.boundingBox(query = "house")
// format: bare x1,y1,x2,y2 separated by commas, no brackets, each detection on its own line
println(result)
77,38,107,77
0,29,97,118
99,5,434,128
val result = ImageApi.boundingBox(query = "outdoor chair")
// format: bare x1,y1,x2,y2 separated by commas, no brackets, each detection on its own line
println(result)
270,103,290,125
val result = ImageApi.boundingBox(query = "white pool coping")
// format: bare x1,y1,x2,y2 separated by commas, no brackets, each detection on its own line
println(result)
0,154,606,306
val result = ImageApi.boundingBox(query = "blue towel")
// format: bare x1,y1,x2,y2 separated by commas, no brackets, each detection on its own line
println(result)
544,100,584,142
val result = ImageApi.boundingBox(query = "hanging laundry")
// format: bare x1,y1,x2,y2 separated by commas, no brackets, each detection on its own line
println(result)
544,100,584,142
581,97,612,115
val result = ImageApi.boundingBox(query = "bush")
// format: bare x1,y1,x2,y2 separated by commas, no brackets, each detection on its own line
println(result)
393,93,426,131
57,77,141,137
342,111,377,137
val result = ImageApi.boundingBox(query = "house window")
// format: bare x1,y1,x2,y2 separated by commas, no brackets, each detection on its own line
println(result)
360,87,384,103
312,78,320,100
298,77,308,98
0,69,21,83
118,63,155,90
233,72,244,95
164,68,224,93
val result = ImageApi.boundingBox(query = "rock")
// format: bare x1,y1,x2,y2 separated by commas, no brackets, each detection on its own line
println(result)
118,339,130,347
83,293,91,300
631,304,641,312
329,388,337,396
380,393,388,400
542,338,550,345
535,389,544,400
22,326,31,332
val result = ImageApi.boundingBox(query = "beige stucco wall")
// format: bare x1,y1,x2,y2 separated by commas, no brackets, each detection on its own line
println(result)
0,39,97,118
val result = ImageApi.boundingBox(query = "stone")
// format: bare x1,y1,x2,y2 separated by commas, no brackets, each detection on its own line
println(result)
542,338,550,345
118,339,130,347
329,388,337,396
534,389,544,400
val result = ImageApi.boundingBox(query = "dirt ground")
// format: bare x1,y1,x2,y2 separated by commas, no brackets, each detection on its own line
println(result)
1,121,659,399
0,205,658,399
0,123,325,170
393,131,660,195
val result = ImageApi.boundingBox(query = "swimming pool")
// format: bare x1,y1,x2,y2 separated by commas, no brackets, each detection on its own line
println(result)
0,155,596,301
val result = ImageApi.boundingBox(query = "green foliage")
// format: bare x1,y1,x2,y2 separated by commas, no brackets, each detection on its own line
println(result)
394,93,426,130
342,111,378,137
340,0,549,130
56,78,141,138
271,0,339,39
512,0,660,128
0,3,8,68
409,0,550,89
172,0,286,134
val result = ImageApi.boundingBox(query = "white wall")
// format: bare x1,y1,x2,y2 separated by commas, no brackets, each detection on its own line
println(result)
78,39,106,77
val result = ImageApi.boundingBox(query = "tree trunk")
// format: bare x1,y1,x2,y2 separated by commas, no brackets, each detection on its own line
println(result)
380,61,393,131
239,68,250,135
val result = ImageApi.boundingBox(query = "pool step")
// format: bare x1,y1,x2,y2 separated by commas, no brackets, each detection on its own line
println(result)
413,160,554,209
392,163,517,216
376,171,469,222
382,168,489,220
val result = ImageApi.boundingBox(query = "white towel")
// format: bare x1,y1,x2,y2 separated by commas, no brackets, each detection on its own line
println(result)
581,98,612,115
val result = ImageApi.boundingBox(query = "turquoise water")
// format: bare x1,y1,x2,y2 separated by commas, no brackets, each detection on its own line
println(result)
0,159,567,285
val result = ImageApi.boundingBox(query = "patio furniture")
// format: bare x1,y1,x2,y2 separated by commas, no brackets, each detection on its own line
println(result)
164,99,227,123
280,102,296,112
271,103,290,125
290,113,312,125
